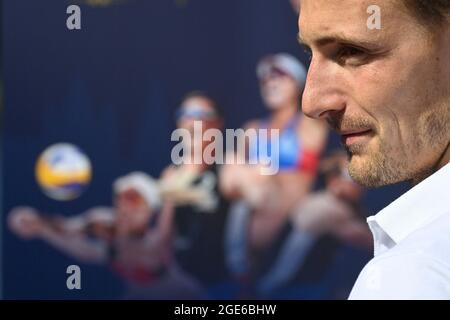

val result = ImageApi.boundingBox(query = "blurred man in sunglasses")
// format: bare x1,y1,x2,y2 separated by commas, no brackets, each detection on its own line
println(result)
159,92,231,294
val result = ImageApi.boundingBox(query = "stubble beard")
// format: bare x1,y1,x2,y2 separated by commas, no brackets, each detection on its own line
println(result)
344,106,449,188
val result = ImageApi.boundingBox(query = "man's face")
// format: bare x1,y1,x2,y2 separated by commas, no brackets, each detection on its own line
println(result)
299,0,450,187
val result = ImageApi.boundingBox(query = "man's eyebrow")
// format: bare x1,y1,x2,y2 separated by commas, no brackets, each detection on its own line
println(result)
297,32,381,50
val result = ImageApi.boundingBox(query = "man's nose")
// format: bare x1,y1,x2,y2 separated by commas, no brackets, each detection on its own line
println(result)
302,58,346,119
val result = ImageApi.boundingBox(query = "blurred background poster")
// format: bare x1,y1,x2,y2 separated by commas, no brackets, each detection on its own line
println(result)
2,0,409,299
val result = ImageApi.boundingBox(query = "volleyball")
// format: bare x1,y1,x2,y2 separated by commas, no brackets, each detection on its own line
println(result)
35,143,92,201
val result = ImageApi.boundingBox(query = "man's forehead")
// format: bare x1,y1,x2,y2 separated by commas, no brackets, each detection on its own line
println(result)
299,0,398,45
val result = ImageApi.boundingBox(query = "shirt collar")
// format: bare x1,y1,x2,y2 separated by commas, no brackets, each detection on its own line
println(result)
367,162,450,256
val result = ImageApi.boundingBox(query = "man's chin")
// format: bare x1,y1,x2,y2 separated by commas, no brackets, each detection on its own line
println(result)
348,151,410,188
347,154,385,188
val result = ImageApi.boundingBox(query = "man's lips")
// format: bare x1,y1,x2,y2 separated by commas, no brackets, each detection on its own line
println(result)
339,129,374,146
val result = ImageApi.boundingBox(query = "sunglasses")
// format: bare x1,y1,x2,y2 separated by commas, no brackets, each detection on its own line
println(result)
260,67,290,84
176,106,218,121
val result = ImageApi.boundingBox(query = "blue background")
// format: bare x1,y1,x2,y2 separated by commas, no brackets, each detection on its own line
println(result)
2,0,409,299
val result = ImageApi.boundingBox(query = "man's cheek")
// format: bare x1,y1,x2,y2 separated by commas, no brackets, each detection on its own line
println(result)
350,74,392,114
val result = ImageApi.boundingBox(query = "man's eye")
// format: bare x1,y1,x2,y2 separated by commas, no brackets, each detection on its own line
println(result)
336,46,368,65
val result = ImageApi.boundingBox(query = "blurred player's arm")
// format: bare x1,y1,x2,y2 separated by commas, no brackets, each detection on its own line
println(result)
8,206,109,264
218,119,260,201
333,217,373,249
292,195,373,248
154,201,175,244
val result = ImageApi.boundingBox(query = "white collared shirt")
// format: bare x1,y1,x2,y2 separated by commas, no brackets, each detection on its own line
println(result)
349,163,450,300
